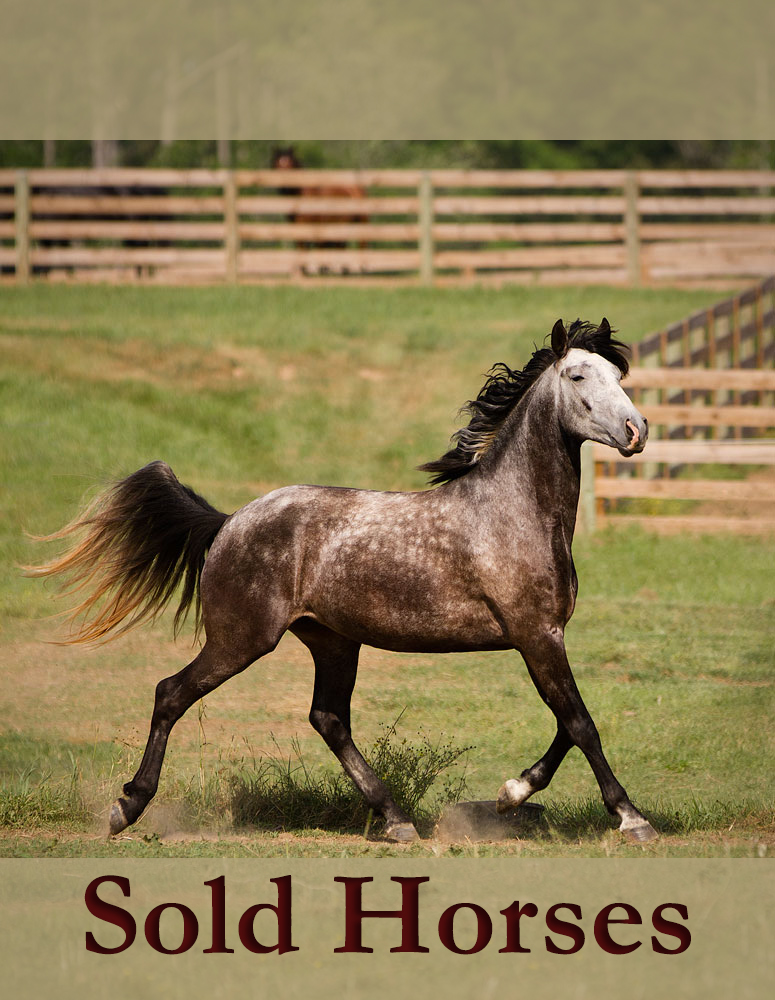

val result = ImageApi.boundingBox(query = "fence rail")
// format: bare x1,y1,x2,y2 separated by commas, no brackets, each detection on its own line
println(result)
2,168,775,285
579,278,775,535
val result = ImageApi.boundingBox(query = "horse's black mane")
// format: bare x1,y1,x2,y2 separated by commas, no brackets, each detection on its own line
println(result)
420,319,630,485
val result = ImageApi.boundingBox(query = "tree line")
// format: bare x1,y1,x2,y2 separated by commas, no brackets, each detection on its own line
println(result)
0,140,772,171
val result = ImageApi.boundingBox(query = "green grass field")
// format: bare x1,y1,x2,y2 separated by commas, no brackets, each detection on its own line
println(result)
1,283,773,858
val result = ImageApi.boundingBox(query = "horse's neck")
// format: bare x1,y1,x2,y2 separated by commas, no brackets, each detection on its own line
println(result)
474,377,581,533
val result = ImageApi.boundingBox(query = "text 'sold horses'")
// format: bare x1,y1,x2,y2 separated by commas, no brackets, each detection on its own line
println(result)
31,318,656,843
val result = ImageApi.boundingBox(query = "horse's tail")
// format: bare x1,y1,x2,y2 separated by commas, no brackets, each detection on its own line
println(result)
25,461,229,645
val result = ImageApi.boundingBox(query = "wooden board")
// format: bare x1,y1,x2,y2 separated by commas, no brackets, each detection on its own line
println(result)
640,223,775,242
646,262,775,281
600,515,775,535
639,404,775,428
235,169,422,188
238,248,420,273
434,245,626,269
238,222,419,241
635,170,775,187
27,168,228,187
238,196,418,215
596,477,775,501
432,222,625,242
644,241,775,262
638,196,775,215
591,440,775,464
427,170,628,188
433,196,626,216
29,195,226,215
627,368,775,391
29,221,227,240
30,247,226,266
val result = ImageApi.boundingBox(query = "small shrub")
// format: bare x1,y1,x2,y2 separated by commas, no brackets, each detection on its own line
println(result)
226,719,472,836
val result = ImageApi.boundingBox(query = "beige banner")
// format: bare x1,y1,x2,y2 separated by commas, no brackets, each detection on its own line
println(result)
1,0,773,138
1,859,772,1000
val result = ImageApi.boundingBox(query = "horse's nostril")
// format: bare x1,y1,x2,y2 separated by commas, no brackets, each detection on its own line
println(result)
625,420,640,446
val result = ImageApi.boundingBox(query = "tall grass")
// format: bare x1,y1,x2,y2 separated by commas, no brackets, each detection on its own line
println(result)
0,758,90,829
2,284,773,856
226,723,471,837
541,796,775,839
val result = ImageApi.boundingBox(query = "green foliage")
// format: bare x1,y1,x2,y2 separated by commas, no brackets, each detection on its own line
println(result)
225,721,471,836
1,283,773,857
0,761,89,830
541,797,775,839
0,140,772,170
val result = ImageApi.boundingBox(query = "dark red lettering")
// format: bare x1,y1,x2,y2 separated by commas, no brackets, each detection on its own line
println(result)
334,876,430,953
545,903,584,954
500,900,538,953
144,903,198,954
651,903,691,954
438,903,492,954
85,876,136,955
594,903,642,955
237,875,298,954
203,875,234,954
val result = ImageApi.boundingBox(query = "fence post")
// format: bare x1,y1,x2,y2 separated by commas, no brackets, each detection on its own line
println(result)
14,170,30,284
624,171,641,287
418,171,434,285
224,170,239,283
578,441,597,534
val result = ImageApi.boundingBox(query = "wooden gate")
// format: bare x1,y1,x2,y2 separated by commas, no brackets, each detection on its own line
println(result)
3,168,775,286
581,278,775,534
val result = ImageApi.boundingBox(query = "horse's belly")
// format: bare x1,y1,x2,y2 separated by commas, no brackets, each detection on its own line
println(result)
305,571,509,653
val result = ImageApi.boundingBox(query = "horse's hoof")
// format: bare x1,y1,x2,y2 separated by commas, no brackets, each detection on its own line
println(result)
496,778,531,814
384,821,420,843
108,799,129,836
621,820,658,844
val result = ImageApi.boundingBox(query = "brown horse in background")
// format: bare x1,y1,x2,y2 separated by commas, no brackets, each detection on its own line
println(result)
271,147,368,271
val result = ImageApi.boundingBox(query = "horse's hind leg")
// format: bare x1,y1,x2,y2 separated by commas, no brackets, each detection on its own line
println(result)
109,639,264,835
292,620,419,843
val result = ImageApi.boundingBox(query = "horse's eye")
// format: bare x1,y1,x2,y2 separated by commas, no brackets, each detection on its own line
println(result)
570,375,584,382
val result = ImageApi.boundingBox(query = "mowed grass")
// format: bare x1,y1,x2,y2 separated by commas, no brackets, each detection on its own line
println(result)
1,283,773,858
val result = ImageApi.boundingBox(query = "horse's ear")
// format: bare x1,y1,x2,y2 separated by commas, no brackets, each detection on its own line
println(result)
551,319,568,358
599,317,611,339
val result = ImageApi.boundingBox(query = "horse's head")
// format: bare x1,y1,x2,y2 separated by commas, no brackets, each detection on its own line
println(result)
271,146,301,170
552,318,648,457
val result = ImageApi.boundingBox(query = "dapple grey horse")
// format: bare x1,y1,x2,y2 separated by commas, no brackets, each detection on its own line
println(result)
30,318,656,843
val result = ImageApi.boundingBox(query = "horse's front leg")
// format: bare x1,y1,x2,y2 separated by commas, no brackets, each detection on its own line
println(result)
499,628,657,843
497,721,573,812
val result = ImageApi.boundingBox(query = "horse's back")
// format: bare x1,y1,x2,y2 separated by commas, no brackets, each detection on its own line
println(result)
204,483,511,653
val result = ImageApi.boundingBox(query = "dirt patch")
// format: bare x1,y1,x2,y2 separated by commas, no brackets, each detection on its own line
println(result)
1,623,412,764
696,674,773,687
1,332,275,394
434,800,544,843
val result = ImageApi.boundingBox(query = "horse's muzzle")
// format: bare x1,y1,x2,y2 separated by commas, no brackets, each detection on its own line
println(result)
618,417,648,457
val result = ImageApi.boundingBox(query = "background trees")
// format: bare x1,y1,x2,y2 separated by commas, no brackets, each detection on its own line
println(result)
0,139,771,170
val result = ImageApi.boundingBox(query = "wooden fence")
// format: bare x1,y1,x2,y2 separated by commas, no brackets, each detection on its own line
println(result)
2,168,775,286
580,277,775,534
